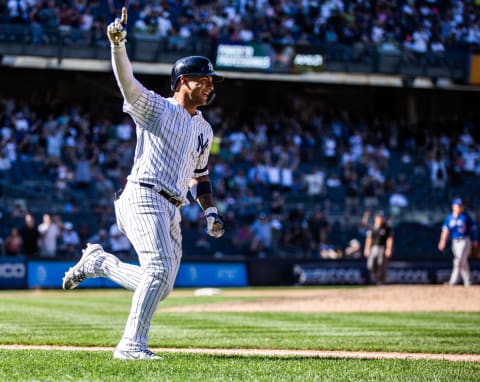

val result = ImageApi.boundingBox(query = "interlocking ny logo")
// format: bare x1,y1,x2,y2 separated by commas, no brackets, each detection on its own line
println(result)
197,133,209,155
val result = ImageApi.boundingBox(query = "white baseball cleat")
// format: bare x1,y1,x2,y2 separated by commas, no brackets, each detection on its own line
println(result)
62,243,103,290
113,349,163,360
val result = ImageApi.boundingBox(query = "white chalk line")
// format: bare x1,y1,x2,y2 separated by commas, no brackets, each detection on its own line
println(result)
0,345,479,362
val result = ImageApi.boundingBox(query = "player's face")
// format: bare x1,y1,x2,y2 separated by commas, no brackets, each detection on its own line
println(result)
452,204,463,215
185,76,214,106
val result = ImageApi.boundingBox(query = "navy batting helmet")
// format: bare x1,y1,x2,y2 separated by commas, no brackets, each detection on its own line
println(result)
170,56,223,91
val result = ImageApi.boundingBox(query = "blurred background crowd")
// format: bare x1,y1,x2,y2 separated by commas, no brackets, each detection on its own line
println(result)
1,0,480,54
0,92,479,260
0,0,479,261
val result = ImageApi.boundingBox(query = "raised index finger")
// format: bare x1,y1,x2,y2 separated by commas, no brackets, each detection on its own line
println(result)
120,6,128,25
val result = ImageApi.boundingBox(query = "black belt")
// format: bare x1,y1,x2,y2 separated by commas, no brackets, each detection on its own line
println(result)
139,183,183,207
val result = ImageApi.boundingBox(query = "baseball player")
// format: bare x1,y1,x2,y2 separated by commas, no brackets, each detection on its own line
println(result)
363,211,393,285
62,7,225,360
438,198,478,287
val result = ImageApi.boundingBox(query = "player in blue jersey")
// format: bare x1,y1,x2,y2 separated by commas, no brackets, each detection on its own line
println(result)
438,198,478,287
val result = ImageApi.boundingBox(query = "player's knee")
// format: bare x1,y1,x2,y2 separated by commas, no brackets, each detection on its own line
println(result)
144,264,175,300
144,264,169,283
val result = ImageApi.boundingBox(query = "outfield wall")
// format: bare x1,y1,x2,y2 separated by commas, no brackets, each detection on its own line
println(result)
1,256,480,289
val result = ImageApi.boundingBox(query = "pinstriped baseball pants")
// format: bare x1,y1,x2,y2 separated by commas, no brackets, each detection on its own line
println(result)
96,181,182,351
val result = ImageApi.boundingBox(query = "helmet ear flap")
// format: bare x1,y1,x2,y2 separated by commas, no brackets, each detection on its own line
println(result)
172,75,183,92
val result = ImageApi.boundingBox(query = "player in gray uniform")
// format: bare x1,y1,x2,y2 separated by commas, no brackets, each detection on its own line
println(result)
62,7,225,360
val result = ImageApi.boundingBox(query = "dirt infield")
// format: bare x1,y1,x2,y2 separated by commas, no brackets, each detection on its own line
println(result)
164,285,480,312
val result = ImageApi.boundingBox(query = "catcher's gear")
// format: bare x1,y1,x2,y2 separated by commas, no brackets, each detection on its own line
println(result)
107,7,128,45
204,207,225,238
170,56,223,104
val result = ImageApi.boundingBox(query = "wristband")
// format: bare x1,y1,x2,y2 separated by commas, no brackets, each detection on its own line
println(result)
205,206,218,216
196,181,212,198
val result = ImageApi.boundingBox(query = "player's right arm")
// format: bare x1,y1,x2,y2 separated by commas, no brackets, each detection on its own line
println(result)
107,7,142,105
438,225,449,251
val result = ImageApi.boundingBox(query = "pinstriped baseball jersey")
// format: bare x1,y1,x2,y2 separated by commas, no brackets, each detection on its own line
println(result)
62,17,223,358
124,85,212,202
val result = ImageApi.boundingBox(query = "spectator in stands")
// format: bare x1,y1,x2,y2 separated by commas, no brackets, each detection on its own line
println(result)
38,213,61,257
389,189,409,217
232,168,248,194
54,162,73,200
30,1,59,45
87,228,110,252
429,149,448,201
4,227,22,255
10,199,28,218
249,212,272,257
304,166,325,203
283,219,312,256
307,208,331,255
60,221,81,257
323,132,337,166
19,213,40,257
405,26,430,62
269,190,286,218
0,149,12,180
361,176,381,209
462,144,479,176
93,172,115,208
225,125,249,158
115,116,133,142
7,0,29,24
232,222,253,255
344,239,362,259
68,145,98,194
181,202,203,230
319,242,341,259
109,222,131,259
344,170,361,214
363,211,393,285
44,125,63,167
325,172,342,189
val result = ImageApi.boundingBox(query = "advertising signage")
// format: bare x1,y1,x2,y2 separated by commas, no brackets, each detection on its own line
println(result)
216,43,324,74
0,256,26,289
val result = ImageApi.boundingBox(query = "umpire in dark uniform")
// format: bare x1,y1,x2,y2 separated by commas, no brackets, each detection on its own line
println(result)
363,211,394,285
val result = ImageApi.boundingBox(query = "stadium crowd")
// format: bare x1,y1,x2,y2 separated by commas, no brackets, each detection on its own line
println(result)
1,0,480,55
0,90,479,259
1,0,480,259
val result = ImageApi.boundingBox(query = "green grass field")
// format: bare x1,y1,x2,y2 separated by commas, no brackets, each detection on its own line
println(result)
1,288,479,381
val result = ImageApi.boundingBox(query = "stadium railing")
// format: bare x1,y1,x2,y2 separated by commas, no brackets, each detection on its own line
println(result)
0,24,471,82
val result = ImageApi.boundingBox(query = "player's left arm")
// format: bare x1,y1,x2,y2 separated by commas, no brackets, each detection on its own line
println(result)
189,127,224,238
468,214,478,248
189,176,224,238
385,235,393,258
190,175,214,210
